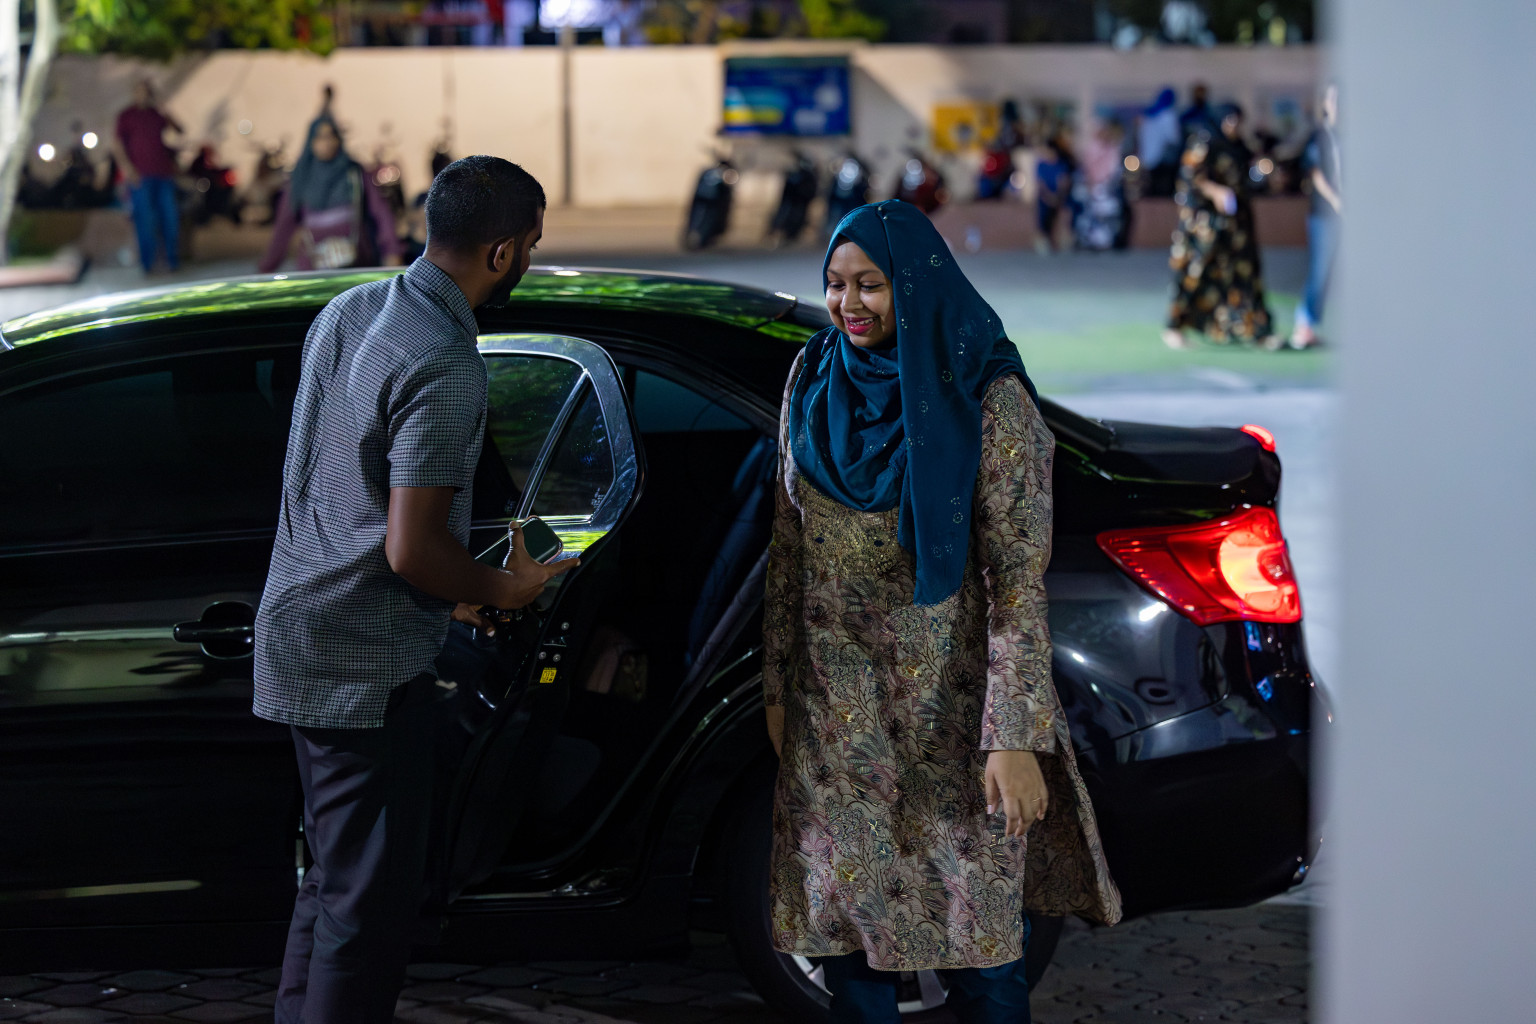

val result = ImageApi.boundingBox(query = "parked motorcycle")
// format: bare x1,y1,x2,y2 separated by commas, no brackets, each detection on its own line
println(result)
823,151,870,234
241,140,289,226
765,150,819,246
187,144,242,226
894,149,947,215
683,155,738,251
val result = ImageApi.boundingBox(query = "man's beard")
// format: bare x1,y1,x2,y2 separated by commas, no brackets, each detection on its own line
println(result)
479,254,525,309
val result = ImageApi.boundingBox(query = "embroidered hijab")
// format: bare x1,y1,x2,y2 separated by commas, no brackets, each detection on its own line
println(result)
788,200,1037,606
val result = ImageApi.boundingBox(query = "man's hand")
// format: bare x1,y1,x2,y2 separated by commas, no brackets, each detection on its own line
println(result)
452,602,494,637
765,706,785,757
985,750,1049,838
385,487,577,611
496,521,579,610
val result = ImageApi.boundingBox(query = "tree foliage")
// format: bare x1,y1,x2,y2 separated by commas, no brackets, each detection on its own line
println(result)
63,0,335,60
643,0,887,44
798,0,885,40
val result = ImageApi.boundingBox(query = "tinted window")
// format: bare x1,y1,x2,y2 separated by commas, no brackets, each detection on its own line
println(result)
0,346,297,550
532,384,613,518
631,370,750,433
483,354,584,497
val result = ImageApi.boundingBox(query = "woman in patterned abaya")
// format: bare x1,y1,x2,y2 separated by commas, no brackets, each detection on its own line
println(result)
762,200,1121,1023
1163,104,1276,349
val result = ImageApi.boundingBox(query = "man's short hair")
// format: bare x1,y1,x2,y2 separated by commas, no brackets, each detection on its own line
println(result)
425,156,546,251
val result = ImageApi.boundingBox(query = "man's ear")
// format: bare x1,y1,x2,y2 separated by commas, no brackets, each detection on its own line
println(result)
488,236,517,274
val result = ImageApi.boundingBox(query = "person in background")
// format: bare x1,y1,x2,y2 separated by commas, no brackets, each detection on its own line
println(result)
1138,87,1183,198
1291,83,1341,349
1074,121,1128,251
1034,139,1070,254
258,114,402,273
1163,104,1276,349
977,98,1025,200
112,79,183,273
1179,82,1219,140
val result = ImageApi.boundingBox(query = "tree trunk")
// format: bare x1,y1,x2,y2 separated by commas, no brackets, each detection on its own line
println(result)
0,0,58,266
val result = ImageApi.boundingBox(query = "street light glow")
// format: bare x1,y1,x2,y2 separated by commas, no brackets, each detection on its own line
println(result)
81,132,99,149
37,142,55,161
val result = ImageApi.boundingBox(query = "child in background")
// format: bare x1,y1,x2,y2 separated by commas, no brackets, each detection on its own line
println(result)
1035,141,1070,253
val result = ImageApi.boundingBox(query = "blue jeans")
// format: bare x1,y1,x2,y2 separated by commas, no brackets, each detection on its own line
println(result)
128,176,180,271
1296,211,1339,330
817,916,1032,1024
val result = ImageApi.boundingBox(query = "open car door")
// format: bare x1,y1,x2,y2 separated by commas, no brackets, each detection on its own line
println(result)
438,334,642,901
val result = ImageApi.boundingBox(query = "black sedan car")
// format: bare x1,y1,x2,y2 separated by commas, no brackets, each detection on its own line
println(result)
0,268,1327,1017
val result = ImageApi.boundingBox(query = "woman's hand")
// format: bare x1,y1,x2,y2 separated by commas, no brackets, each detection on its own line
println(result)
1197,179,1238,215
985,750,1048,837
765,706,785,757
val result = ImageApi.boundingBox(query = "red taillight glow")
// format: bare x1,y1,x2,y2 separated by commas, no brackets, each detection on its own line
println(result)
1240,423,1276,451
1097,506,1301,625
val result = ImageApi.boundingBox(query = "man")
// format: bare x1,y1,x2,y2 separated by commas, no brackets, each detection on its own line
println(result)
255,156,573,1024
1291,83,1342,349
1179,82,1219,140
1138,87,1183,198
112,79,183,273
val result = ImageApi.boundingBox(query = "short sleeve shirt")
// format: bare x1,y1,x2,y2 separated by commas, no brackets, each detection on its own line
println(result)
115,106,180,179
1304,126,1342,217
254,259,487,729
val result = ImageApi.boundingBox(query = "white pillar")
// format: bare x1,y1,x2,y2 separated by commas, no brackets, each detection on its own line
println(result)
1324,2,1536,1021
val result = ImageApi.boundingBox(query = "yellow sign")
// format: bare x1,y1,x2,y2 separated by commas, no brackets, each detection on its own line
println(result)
932,101,999,155
539,667,558,685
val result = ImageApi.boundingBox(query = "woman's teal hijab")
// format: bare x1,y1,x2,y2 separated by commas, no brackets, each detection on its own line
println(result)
788,199,1037,606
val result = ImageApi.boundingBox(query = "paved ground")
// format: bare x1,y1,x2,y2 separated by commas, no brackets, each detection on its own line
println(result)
0,904,1308,1023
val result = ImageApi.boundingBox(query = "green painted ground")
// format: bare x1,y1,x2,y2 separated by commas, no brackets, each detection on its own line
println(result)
1009,292,1333,393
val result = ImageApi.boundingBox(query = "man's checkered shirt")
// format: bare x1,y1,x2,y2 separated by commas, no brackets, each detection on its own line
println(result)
254,259,487,729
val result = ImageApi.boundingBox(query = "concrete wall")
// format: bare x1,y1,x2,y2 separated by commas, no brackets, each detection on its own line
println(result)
1325,1,1536,1021
36,43,1319,209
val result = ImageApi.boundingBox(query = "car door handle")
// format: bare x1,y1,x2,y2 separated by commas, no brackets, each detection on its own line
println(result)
172,601,256,660
172,623,253,643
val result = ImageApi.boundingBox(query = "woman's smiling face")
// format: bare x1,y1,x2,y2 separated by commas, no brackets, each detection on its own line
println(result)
825,241,896,348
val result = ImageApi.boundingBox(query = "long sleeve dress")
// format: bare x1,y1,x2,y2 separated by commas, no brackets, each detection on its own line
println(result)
762,355,1122,971
1166,132,1274,343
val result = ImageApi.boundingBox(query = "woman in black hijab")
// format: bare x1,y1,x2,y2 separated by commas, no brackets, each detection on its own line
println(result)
258,114,402,272
1162,103,1275,348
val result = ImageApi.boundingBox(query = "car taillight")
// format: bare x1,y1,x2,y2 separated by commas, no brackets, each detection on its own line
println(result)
1096,506,1301,625
1240,423,1276,451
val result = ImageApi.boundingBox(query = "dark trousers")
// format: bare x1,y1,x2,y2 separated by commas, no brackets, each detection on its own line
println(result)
818,916,1032,1024
127,176,180,272
275,674,437,1024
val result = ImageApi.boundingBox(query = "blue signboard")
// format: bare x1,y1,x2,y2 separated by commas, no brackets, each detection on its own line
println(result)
723,57,851,137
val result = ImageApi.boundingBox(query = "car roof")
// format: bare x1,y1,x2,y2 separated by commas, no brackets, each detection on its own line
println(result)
0,265,808,349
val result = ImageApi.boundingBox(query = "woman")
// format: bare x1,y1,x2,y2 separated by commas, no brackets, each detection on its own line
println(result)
258,113,401,273
1163,104,1275,349
1074,120,1129,251
763,200,1121,1023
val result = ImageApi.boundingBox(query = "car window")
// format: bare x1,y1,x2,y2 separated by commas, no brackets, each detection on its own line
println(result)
483,354,585,497
0,346,297,551
531,384,614,518
631,370,750,433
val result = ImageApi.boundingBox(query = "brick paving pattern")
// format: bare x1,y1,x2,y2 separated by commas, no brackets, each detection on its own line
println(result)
0,903,1307,1023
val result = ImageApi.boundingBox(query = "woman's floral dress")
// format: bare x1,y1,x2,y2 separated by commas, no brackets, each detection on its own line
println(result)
1166,131,1275,343
762,356,1122,971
